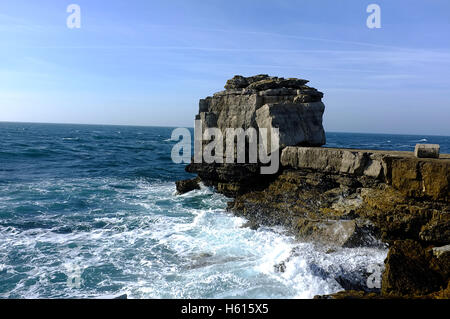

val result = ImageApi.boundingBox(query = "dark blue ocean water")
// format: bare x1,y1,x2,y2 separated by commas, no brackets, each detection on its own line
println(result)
0,122,448,299
325,132,450,153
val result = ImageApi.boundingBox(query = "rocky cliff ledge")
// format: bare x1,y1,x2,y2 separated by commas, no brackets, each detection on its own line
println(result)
179,75,450,299
230,147,449,298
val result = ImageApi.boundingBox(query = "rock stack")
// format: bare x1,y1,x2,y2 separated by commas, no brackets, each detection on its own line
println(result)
180,74,326,196
199,74,326,148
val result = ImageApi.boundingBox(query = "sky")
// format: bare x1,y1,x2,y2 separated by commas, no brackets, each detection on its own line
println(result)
0,0,449,135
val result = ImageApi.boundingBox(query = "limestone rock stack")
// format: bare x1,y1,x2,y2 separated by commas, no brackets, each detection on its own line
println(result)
184,75,327,196
198,74,326,148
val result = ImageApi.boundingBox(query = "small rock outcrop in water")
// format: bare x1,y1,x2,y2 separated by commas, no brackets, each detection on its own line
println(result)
176,177,201,195
178,75,449,299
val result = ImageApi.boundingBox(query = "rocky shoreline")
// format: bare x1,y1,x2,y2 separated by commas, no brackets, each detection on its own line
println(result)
177,75,449,299
230,147,449,298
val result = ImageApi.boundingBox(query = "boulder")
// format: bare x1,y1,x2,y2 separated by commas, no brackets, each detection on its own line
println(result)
415,144,440,159
224,75,249,90
294,219,377,248
419,212,450,245
389,157,449,201
432,244,450,258
247,78,281,91
280,147,385,178
175,177,201,195
381,240,445,296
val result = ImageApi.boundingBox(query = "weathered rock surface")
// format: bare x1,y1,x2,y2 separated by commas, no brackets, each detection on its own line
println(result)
415,144,440,159
185,75,326,196
281,146,450,201
256,102,326,149
227,147,449,298
432,244,450,258
198,75,326,148
228,169,381,247
224,75,310,91
381,240,448,297
281,147,386,178
185,162,275,197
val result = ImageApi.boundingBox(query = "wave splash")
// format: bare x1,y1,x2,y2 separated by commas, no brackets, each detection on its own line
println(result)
0,178,386,299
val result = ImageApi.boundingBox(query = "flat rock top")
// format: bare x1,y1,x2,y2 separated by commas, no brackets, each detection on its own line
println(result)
309,146,450,161
224,74,310,91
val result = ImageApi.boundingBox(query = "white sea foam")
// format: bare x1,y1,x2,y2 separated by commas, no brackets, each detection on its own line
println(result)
0,178,388,299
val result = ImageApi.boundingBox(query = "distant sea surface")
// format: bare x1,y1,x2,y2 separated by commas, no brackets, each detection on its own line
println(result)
0,122,448,299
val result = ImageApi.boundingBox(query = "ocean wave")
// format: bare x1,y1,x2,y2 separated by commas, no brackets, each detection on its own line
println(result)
0,178,388,298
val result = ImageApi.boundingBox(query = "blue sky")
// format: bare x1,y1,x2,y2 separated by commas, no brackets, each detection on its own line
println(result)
0,0,449,135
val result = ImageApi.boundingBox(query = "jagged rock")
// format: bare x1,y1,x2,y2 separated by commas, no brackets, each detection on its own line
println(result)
175,177,201,195
224,75,310,91
430,245,450,281
224,75,249,89
278,78,310,89
419,211,450,245
294,218,377,248
247,78,281,91
223,74,273,90
293,94,322,103
246,74,271,84
186,162,275,197
389,158,449,201
360,187,430,242
381,240,447,297
432,244,450,258
228,151,449,247
228,169,379,247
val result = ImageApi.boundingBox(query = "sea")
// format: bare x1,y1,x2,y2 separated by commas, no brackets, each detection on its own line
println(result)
0,122,449,299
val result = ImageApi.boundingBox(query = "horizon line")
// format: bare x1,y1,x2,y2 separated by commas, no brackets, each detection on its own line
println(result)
1,120,449,138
